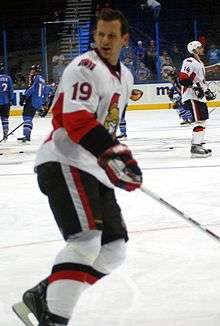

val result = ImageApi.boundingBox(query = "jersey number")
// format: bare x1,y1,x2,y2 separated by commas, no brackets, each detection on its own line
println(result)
72,82,92,101
2,83,8,91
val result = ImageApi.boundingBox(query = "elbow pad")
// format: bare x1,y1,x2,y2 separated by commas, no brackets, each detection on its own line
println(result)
179,72,193,87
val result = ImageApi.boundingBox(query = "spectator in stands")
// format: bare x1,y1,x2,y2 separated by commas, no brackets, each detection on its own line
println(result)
123,56,135,77
170,45,184,72
206,43,220,65
140,0,161,20
135,62,151,83
135,40,146,63
120,42,135,62
160,49,173,68
52,54,66,83
144,39,157,78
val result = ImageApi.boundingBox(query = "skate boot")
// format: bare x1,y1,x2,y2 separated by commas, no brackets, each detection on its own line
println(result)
39,311,69,325
17,136,31,144
191,144,212,158
116,133,127,140
22,278,48,321
13,278,69,325
180,120,191,126
12,278,48,325
2,132,8,142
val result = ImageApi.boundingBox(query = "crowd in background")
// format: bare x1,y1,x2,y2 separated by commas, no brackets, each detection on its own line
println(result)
120,39,220,84
1,0,220,88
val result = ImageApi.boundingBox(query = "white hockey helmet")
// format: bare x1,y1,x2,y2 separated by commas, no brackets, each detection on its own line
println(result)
187,41,202,54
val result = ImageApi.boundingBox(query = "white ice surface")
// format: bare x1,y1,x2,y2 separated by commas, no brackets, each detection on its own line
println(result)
1,109,220,326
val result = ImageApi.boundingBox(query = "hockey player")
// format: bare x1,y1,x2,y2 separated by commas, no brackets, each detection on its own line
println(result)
179,41,216,158
117,105,127,139
166,69,192,125
12,9,142,326
0,63,14,141
18,64,46,142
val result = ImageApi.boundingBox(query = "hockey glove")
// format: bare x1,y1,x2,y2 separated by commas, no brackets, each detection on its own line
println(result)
98,144,142,191
38,106,50,117
193,86,204,99
205,89,216,101
19,94,26,106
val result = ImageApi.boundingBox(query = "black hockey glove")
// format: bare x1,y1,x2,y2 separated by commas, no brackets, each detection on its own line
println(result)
98,144,142,191
205,89,216,101
19,94,26,106
193,86,204,99
38,106,50,117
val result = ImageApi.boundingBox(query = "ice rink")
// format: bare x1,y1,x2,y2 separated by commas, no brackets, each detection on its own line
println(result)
1,108,220,326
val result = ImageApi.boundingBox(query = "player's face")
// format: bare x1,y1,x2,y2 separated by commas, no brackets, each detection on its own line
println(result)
196,46,204,56
94,19,129,65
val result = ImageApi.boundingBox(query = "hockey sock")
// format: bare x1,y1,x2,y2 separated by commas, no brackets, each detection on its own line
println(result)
1,116,9,136
23,116,33,140
47,231,101,319
192,125,205,145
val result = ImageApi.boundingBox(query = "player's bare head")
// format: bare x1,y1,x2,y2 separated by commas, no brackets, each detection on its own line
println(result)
94,9,129,65
95,8,129,36
187,41,204,56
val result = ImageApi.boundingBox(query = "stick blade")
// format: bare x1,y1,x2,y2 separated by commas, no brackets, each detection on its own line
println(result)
12,302,38,326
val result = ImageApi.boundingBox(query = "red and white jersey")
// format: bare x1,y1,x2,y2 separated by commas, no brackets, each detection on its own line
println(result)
180,56,207,103
35,49,134,188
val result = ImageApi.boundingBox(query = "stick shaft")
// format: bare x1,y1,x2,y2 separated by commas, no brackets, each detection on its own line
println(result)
0,122,24,143
140,185,220,242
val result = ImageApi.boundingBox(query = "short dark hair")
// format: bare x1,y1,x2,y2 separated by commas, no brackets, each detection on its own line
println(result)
95,8,129,36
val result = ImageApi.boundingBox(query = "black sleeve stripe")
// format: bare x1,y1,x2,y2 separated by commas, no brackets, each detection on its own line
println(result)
79,124,115,157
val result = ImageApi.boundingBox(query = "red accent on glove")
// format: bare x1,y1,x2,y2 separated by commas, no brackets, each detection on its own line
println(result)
98,144,142,191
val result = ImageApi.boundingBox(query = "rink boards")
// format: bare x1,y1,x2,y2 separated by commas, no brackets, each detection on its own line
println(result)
10,81,220,115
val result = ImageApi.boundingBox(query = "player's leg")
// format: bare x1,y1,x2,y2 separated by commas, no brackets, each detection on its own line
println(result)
17,102,36,142
91,184,128,276
117,105,127,140
0,104,10,140
13,162,108,325
186,100,211,157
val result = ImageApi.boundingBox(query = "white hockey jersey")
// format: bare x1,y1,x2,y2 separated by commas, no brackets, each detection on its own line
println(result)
180,56,207,103
35,50,134,188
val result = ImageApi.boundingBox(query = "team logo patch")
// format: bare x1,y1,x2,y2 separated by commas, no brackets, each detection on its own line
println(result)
130,89,143,101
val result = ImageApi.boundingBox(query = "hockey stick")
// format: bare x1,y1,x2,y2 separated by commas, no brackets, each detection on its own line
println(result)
205,62,220,69
0,121,24,143
140,185,220,242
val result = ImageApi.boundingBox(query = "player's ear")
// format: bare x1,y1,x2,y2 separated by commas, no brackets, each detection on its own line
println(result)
122,33,129,46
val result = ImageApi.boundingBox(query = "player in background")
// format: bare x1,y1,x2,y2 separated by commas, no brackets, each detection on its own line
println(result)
38,79,57,117
117,105,127,139
179,41,216,158
18,64,46,143
117,89,144,140
0,63,14,141
13,9,142,326
166,69,192,125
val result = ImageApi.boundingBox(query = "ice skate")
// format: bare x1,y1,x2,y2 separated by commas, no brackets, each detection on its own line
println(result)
191,144,212,158
116,133,127,140
12,278,48,326
17,136,31,144
180,120,191,126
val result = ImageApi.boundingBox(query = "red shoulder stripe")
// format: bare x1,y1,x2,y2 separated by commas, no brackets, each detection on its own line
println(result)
63,110,100,143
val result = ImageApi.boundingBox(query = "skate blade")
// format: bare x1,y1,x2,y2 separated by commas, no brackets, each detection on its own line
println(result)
12,302,38,326
191,153,212,158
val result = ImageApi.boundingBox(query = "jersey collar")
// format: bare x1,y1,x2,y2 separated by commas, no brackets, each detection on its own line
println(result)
94,49,121,81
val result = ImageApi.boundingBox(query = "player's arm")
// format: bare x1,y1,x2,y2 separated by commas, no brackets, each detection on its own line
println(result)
179,60,196,87
61,64,142,191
